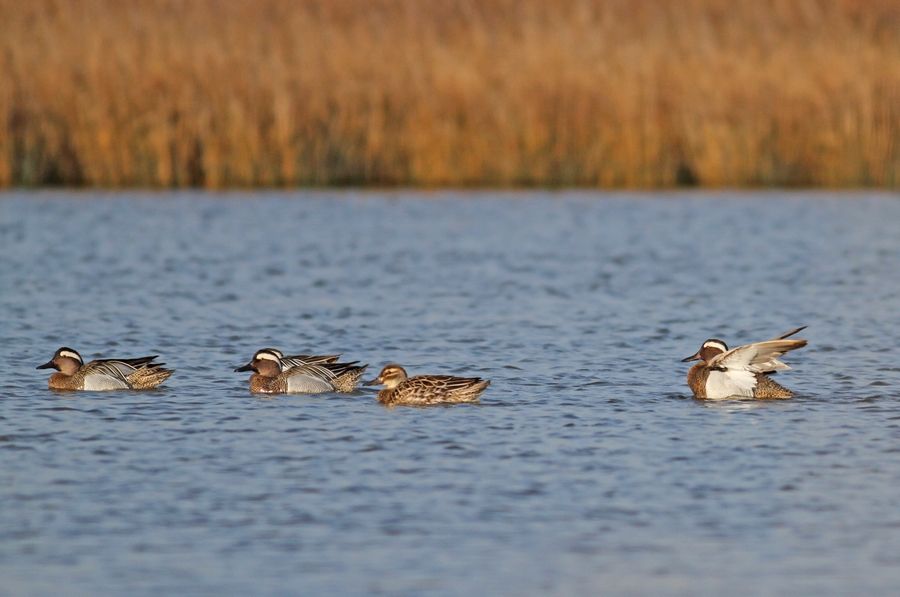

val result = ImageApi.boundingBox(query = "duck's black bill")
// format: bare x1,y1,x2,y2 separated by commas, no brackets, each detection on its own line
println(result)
363,378,381,386
234,363,255,372
36,360,56,370
681,352,701,362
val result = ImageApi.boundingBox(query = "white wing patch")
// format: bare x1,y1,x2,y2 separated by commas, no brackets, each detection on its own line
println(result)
705,369,757,399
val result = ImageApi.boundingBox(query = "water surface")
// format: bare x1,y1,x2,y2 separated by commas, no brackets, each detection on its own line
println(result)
1,191,899,595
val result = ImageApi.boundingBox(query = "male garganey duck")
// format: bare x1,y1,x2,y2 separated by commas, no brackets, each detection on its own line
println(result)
681,327,807,399
234,348,367,394
37,347,173,391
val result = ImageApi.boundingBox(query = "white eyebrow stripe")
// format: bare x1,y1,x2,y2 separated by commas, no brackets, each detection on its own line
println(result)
59,350,82,362
702,340,727,352
255,352,280,362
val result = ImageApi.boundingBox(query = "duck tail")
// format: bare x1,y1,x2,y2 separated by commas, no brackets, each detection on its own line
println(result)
333,363,368,393
127,367,173,389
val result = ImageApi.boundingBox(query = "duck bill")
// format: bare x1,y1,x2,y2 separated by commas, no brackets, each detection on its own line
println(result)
363,377,382,386
36,360,57,370
681,351,702,363
234,362,255,372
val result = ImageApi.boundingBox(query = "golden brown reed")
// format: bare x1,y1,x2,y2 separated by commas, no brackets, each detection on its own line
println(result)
1,0,897,188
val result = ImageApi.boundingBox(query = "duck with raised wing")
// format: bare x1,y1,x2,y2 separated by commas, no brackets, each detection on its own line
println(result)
681,326,808,399
37,347,173,391
365,364,490,406
234,348,367,394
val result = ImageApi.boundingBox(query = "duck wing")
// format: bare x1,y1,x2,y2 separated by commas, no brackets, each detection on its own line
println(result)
701,338,806,398
280,354,342,368
80,360,133,390
772,326,807,340
708,338,808,375
759,327,807,372
96,355,160,369
282,364,337,393
402,375,489,403
317,361,365,377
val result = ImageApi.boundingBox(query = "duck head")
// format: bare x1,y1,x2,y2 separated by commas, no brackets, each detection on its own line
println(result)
234,348,283,377
365,364,408,388
37,347,83,376
681,339,728,363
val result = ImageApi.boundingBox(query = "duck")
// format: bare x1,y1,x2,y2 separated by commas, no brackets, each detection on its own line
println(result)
365,364,490,406
37,347,173,391
234,348,367,394
681,326,808,399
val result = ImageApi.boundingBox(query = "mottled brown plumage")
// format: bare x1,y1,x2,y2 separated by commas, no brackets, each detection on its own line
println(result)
322,362,368,392
248,370,289,394
366,364,490,406
753,373,794,399
686,363,710,398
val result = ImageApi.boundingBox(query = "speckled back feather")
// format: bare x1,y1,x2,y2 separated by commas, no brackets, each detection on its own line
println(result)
379,375,490,405
126,366,173,389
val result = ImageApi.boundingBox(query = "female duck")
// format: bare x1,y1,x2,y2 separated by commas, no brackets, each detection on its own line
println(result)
37,347,173,391
365,364,490,406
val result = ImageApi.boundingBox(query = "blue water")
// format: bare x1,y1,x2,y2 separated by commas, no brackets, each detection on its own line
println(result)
1,191,898,595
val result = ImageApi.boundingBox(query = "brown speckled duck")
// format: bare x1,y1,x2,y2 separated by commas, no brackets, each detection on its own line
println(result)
37,347,173,391
365,364,490,406
681,326,808,399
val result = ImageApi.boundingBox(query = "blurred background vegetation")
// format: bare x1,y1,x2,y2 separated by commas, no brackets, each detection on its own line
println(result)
1,0,897,188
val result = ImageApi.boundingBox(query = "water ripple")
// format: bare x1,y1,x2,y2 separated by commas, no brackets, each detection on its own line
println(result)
1,191,899,595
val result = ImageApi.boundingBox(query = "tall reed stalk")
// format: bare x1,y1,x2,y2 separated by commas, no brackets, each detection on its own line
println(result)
1,0,897,188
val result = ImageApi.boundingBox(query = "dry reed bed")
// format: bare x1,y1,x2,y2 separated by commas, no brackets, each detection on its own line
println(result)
1,0,898,187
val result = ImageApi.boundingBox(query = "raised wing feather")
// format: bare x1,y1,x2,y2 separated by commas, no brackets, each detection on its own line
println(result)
709,339,807,374
760,327,807,371
772,326,807,340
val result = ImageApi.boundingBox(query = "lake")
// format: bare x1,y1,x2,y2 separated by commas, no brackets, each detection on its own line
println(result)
1,190,898,595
